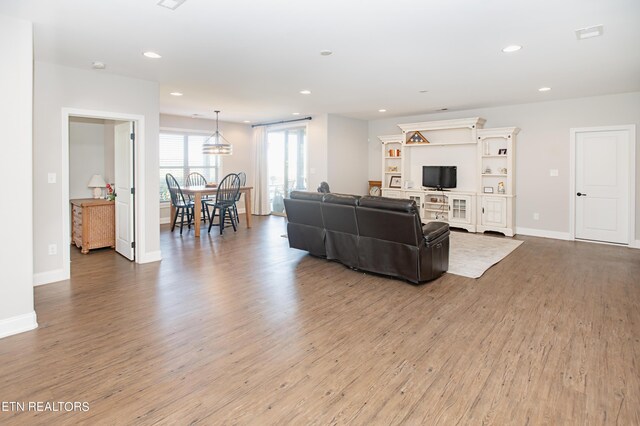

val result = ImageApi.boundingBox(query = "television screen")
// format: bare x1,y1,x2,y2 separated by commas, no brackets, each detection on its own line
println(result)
422,166,457,189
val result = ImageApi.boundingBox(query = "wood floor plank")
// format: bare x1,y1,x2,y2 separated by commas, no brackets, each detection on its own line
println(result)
0,216,639,425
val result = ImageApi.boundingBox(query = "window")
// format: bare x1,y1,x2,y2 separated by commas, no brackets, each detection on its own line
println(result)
159,132,220,202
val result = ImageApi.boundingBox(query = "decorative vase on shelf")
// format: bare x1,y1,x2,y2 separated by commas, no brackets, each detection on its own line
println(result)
484,141,490,156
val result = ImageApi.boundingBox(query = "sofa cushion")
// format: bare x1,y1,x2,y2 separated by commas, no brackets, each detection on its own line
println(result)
290,190,325,202
323,193,360,206
359,196,417,213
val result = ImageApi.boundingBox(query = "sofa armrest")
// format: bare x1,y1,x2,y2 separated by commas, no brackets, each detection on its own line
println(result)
422,222,450,242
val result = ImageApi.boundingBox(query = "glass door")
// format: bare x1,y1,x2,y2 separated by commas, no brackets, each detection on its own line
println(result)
267,126,307,215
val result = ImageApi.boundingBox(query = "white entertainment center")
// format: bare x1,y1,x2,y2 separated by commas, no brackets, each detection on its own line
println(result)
380,117,519,236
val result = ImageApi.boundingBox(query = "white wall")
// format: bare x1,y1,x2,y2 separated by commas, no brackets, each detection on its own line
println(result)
0,15,37,338
368,92,640,239
159,114,253,223
69,118,108,199
34,61,160,282
327,114,369,195
307,114,329,192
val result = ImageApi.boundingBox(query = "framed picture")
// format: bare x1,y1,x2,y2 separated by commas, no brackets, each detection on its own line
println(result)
498,148,507,155
483,186,494,193
389,175,402,188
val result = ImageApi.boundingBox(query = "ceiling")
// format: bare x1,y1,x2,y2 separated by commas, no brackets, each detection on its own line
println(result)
1,0,639,123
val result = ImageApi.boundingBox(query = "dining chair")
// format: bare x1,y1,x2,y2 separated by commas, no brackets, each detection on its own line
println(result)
186,172,210,223
166,173,194,235
205,173,241,235
232,171,247,224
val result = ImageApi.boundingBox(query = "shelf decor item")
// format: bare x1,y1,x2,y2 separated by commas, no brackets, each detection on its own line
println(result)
483,187,494,193
406,131,430,144
498,148,507,155
498,181,505,194
389,175,402,188
387,166,398,172
484,166,492,174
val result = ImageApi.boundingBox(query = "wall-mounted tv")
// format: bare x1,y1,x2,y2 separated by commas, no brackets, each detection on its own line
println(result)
422,166,457,190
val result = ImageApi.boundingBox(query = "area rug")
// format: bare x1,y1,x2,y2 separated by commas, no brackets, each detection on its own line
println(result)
448,232,523,278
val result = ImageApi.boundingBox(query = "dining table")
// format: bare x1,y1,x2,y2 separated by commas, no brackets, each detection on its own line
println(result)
178,185,253,237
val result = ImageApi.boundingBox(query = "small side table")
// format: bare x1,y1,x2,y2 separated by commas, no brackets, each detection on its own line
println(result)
70,199,115,254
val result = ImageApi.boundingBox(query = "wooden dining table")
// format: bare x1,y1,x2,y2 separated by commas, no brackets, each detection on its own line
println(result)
178,185,253,237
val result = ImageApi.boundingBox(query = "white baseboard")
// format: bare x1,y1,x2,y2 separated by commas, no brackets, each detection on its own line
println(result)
0,311,38,339
33,268,69,286
138,250,162,264
630,240,640,249
515,227,572,241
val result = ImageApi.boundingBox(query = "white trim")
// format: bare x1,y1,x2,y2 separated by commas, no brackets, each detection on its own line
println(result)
569,125,636,244
138,250,162,263
33,268,68,286
516,227,572,240
632,240,640,249
61,108,147,279
0,311,38,339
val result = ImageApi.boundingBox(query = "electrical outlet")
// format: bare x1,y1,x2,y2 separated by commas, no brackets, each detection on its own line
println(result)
533,213,540,220
48,244,57,255
549,169,559,177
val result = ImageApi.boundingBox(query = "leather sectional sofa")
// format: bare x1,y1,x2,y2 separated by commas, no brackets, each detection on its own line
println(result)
283,191,450,284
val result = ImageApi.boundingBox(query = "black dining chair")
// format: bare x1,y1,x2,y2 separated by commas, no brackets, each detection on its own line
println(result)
205,173,241,235
166,173,194,235
232,171,247,224
186,172,210,223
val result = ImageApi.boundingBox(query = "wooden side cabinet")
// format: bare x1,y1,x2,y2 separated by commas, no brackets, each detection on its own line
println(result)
70,199,115,254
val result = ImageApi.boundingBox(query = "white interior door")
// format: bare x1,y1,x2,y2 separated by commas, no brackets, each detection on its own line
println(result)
575,130,630,244
114,121,135,260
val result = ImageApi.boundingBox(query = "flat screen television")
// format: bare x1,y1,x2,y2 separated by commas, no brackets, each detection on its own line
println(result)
422,166,457,190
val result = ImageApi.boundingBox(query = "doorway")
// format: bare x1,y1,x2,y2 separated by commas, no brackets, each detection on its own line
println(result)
570,125,636,245
267,126,307,215
62,109,146,281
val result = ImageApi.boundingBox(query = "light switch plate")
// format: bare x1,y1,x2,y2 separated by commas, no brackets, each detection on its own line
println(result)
549,169,559,177
48,173,57,183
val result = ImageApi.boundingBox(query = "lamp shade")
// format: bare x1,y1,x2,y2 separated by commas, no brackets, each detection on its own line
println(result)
87,174,107,188
202,110,233,156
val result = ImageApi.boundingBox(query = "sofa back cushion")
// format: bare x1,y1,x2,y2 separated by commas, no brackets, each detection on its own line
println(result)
285,191,324,227
356,196,422,246
321,193,360,234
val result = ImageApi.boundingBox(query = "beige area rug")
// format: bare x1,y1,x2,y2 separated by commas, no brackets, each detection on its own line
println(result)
448,231,523,278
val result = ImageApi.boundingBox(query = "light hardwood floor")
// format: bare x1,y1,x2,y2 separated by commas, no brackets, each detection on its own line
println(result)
1,216,639,425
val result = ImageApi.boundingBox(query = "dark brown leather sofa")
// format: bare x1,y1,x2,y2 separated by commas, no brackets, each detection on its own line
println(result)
284,191,450,283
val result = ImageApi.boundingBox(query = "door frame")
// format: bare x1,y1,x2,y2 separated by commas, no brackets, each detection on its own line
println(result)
62,108,147,279
569,125,636,245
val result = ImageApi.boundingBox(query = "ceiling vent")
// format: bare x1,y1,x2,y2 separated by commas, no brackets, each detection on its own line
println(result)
575,25,603,40
157,0,186,10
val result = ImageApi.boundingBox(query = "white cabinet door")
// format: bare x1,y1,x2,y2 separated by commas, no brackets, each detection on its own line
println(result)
448,195,472,224
481,196,507,228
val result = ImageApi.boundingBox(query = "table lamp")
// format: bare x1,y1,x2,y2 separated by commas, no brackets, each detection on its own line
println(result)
88,174,107,199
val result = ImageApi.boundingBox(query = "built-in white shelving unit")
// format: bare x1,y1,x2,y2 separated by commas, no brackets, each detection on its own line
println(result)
378,118,519,236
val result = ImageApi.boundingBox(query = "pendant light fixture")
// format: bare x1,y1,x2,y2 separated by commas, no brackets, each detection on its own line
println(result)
202,110,233,155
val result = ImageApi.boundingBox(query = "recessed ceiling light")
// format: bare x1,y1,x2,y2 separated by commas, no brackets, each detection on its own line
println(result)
143,51,162,59
538,87,552,92
320,50,333,56
191,113,202,118
502,45,522,53
292,112,301,116
575,25,603,40
378,109,387,113
243,120,251,123
92,61,106,70
438,108,449,111
300,90,312,95
419,90,429,93
157,0,186,10
170,92,183,96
